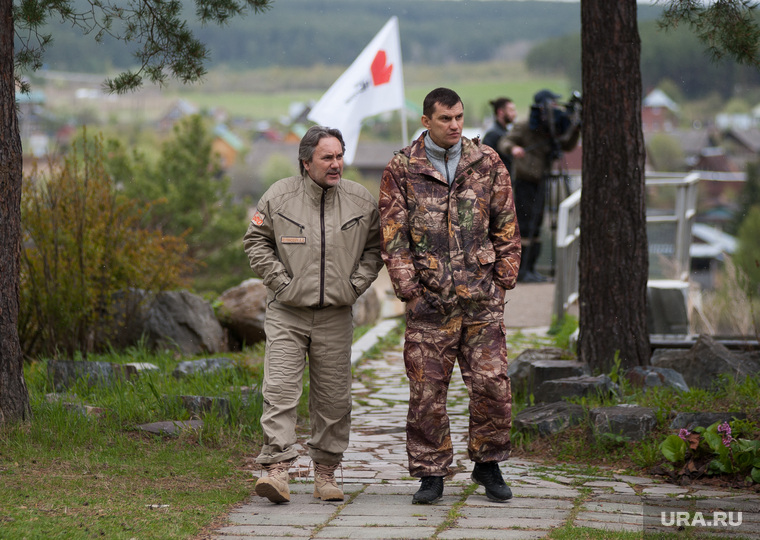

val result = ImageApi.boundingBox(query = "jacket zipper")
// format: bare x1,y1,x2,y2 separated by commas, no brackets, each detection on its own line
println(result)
276,212,305,232
319,190,326,308
444,148,451,185
341,216,362,230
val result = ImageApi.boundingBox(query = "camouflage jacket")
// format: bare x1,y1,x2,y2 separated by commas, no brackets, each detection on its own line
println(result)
379,132,521,308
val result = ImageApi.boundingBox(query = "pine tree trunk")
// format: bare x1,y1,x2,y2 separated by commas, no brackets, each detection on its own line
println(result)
579,0,650,372
0,0,31,423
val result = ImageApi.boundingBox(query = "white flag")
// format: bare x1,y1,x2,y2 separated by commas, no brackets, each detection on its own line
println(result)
307,16,405,165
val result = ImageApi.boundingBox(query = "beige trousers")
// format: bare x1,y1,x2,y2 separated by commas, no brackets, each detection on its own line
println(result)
255,302,353,466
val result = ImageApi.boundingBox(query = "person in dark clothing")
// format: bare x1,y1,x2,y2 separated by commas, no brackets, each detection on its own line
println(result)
497,89,581,283
482,97,523,180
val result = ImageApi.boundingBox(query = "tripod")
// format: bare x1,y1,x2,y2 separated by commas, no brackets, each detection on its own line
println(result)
544,156,572,279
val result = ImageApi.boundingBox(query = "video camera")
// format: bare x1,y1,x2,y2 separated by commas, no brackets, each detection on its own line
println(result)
562,91,582,117
530,90,582,138
552,91,582,135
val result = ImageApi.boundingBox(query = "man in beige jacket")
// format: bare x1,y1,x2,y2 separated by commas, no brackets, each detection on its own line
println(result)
244,126,382,504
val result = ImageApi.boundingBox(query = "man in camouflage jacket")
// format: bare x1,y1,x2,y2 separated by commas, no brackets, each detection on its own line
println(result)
379,87,521,505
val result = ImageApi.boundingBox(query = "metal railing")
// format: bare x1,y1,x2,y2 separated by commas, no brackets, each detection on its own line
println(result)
553,172,701,322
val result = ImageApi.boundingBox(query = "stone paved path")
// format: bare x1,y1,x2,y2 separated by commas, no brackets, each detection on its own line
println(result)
211,321,760,539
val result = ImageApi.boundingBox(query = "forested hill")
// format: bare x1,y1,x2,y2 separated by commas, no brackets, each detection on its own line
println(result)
33,0,663,73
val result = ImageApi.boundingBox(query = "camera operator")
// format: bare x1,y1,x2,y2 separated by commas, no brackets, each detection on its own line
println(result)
497,89,581,283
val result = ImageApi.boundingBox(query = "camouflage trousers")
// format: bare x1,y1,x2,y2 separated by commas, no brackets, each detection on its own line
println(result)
403,294,512,478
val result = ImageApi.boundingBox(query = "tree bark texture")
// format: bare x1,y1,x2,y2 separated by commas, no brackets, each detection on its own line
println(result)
579,0,650,372
0,0,31,423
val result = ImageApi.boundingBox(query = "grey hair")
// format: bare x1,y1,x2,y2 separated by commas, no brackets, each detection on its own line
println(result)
298,126,346,176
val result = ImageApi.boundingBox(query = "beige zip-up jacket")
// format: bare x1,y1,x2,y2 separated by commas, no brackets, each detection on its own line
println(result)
244,175,382,308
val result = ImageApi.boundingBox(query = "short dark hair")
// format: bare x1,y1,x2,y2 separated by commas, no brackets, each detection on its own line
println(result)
489,97,512,115
299,126,345,176
423,87,463,118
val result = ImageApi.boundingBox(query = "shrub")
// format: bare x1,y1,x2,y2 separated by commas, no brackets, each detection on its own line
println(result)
109,115,251,294
19,131,193,358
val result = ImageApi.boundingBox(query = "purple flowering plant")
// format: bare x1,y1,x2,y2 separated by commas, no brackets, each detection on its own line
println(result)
660,419,760,483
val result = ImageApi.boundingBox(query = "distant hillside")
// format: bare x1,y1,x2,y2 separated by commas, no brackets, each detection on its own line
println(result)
31,0,663,73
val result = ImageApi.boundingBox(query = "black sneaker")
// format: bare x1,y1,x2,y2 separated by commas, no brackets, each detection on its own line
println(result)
471,462,512,502
412,476,444,504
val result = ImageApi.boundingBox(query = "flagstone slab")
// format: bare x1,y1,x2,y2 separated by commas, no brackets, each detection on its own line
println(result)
314,526,438,539
455,516,564,529
467,497,573,510
574,519,643,532
214,524,312,537
438,530,547,540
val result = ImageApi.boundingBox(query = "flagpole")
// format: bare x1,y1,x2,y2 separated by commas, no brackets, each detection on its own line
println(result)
307,16,404,164
400,105,408,146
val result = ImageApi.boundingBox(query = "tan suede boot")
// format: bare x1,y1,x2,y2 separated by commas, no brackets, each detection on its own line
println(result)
313,462,344,501
254,460,291,503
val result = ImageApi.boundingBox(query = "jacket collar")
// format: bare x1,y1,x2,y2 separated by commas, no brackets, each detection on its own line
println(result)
404,131,484,182
303,174,337,201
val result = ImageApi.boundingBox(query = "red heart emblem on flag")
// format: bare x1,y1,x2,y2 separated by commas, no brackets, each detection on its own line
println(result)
371,50,393,86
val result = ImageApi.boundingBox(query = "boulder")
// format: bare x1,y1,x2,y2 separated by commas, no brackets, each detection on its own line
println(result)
216,279,382,347
136,420,204,435
216,278,267,346
650,334,756,390
508,347,575,393
536,374,620,404
48,360,160,391
45,393,108,417
513,402,586,436
143,290,226,355
669,412,747,431
624,366,689,393
530,359,589,393
99,288,151,349
49,360,120,391
172,357,235,378
178,395,231,418
352,285,381,328
590,405,657,442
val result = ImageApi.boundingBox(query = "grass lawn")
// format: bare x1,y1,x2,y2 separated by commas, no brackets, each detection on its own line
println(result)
0,345,270,540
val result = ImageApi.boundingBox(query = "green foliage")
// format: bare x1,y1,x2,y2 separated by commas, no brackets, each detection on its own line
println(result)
657,78,686,103
13,0,273,93
724,96,753,114
548,314,578,351
660,434,688,463
19,131,192,358
660,420,760,482
630,440,662,469
660,0,760,67
527,18,760,100
647,133,687,172
109,115,251,294
731,159,760,235
260,153,298,191
607,351,631,396
734,205,760,295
